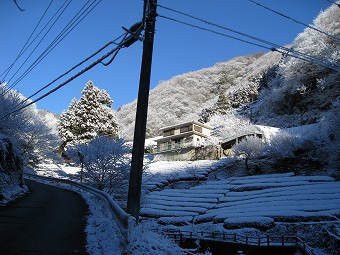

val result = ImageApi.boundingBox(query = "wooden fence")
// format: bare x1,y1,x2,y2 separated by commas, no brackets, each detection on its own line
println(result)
163,230,317,255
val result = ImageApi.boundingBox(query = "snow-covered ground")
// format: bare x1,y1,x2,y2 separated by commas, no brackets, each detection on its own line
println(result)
30,158,339,254
141,172,339,226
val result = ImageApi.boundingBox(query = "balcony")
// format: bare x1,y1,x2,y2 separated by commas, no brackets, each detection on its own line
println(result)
152,140,204,154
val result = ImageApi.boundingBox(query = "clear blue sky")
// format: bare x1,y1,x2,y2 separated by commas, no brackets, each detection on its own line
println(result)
0,0,331,114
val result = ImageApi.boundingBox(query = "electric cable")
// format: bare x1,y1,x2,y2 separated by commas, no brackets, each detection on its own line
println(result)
158,14,340,72
157,5,340,71
6,0,72,87
8,0,102,90
1,22,144,119
158,15,273,51
157,4,339,69
325,0,340,7
248,0,340,41
0,0,54,81
15,33,126,110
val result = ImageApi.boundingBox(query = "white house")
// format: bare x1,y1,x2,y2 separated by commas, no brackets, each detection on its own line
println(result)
152,121,213,161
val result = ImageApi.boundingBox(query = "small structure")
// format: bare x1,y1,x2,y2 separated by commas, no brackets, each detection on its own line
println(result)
152,121,213,161
220,125,279,157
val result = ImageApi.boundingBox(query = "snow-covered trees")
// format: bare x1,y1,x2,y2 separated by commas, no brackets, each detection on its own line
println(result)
198,93,231,123
254,4,340,127
206,113,252,145
233,136,264,171
117,53,270,139
0,84,58,166
58,81,119,152
68,136,131,193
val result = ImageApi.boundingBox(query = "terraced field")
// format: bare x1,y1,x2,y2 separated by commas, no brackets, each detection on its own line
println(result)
141,172,340,228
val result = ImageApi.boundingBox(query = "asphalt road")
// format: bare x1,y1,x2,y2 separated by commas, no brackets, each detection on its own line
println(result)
0,179,89,255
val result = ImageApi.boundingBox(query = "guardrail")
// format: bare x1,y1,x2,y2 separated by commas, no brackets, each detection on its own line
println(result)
296,237,317,255
164,230,296,247
24,173,135,243
163,230,317,254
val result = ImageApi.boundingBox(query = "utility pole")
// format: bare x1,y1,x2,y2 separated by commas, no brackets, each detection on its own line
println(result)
127,0,157,221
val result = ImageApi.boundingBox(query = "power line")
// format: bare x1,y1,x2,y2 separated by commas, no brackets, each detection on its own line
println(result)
158,15,273,51
15,33,126,110
5,0,72,87
8,0,102,90
157,5,340,71
325,0,340,7
248,0,340,41
158,14,339,72
0,0,54,81
1,22,144,119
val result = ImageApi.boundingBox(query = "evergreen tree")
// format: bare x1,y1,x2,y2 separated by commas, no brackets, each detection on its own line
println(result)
58,98,77,154
198,93,231,123
58,81,119,152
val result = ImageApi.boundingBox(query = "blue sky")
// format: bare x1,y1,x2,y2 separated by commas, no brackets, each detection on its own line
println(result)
0,0,331,114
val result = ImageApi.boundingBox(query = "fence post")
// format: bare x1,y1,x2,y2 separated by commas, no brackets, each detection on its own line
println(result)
267,235,270,246
246,236,248,245
223,232,226,240
234,233,237,242
258,237,261,246
180,233,183,245
282,236,285,246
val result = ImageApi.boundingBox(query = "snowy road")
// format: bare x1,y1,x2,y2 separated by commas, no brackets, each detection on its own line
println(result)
0,180,88,254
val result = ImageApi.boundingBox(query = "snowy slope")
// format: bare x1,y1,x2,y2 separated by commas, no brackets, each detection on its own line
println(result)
141,173,340,228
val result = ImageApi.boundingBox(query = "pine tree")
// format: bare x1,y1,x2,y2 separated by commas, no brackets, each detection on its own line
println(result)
58,98,77,154
198,93,231,123
58,81,119,153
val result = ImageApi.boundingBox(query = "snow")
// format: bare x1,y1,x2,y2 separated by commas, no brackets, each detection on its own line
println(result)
7,158,337,254
141,172,340,227
0,173,28,206
25,168,185,255
143,159,229,190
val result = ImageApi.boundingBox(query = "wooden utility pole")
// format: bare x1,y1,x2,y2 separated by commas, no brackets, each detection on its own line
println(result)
127,0,157,221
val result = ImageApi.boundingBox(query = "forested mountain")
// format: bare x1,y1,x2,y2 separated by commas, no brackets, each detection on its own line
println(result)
117,4,339,141
117,51,281,139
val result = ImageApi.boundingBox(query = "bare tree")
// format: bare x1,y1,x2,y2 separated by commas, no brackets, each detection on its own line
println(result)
233,136,264,171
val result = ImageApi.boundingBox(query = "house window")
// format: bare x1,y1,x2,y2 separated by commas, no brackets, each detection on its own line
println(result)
194,125,202,133
163,129,175,137
180,125,192,133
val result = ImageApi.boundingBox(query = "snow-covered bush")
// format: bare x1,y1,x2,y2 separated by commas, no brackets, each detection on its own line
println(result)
317,101,340,176
206,113,251,145
125,221,186,255
232,136,264,171
0,134,25,203
265,131,296,160
67,136,131,194
224,216,275,231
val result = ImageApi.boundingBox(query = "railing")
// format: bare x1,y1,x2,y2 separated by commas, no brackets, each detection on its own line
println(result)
163,230,317,254
152,141,204,153
164,230,295,246
296,237,317,255
24,173,135,243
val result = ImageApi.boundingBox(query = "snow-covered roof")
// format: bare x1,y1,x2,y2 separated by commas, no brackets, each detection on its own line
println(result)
159,120,212,131
145,136,162,147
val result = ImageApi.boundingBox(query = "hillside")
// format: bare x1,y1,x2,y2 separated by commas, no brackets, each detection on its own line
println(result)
117,3,339,142
117,51,281,139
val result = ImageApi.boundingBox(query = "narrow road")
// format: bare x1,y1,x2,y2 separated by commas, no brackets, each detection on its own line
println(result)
0,179,89,255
